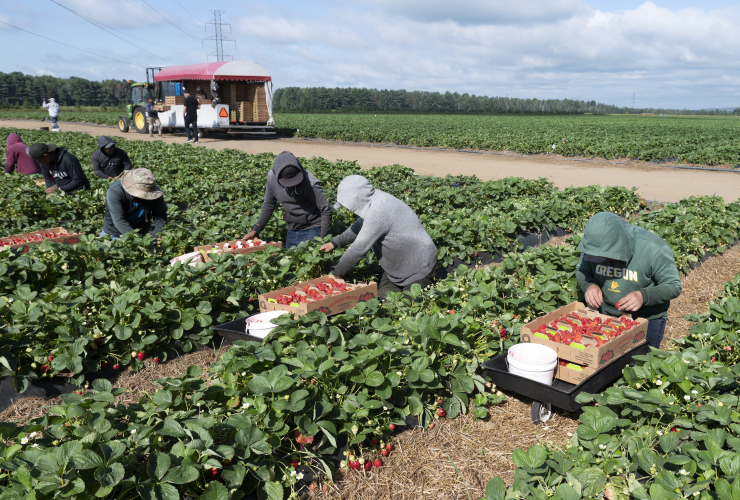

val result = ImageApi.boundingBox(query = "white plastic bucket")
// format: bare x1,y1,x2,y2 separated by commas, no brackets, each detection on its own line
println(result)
245,311,288,339
507,343,558,386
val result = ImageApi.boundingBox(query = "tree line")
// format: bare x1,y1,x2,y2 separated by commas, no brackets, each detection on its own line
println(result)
274,86,740,115
1,71,738,115
0,72,132,108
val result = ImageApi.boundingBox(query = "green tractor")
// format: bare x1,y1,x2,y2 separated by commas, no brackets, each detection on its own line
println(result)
117,67,163,134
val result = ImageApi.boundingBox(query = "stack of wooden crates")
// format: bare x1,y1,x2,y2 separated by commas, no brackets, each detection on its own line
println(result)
223,82,270,123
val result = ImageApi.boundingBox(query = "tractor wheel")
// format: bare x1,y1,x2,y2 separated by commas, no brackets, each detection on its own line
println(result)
132,107,148,134
117,115,130,133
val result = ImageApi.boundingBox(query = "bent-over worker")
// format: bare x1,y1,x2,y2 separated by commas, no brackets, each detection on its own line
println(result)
101,168,167,240
320,175,438,300
575,212,682,349
29,142,90,196
5,133,40,174
92,136,132,179
243,151,332,248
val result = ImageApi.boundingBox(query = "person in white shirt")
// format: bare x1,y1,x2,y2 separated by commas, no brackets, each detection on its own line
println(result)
42,98,60,131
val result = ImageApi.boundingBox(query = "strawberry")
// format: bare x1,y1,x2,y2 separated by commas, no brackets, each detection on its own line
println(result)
210,467,219,478
137,352,145,361
374,459,382,468
153,357,159,364
131,352,138,359
40,364,50,372
349,461,360,470
292,460,299,469
437,407,446,417
448,310,455,314
222,458,232,466
96,338,104,344
711,357,716,362
726,346,732,351
382,449,388,457
428,423,434,430
112,364,119,370
364,461,372,471
48,355,54,362
438,398,443,405
101,361,108,369
388,423,395,430
385,443,393,451
371,439,378,446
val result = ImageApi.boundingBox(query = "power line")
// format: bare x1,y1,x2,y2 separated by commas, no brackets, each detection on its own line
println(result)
0,19,144,68
204,10,235,62
136,0,203,42
50,0,180,64
171,0,205,24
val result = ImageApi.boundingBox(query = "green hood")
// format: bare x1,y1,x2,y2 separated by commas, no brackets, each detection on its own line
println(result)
578,212,634,262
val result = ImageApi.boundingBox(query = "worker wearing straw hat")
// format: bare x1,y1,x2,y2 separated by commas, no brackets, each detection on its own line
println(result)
100,168,167,240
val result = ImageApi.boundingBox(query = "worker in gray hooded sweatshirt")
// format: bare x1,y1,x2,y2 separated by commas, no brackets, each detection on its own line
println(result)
243,151,332,248
320,175,438,299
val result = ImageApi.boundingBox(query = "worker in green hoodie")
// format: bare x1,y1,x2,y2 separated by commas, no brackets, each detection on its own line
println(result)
575,212,682,349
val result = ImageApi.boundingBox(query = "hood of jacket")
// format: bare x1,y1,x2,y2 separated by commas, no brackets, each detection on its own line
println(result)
271,151,304,180
336,175,375,218
97,135,115,151
6,133,21,148
578,212,635,262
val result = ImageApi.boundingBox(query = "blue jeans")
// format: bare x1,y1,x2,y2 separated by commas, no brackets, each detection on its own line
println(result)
50,116,59,129
286,227,321,249
99,229,120,241
646,317,667,349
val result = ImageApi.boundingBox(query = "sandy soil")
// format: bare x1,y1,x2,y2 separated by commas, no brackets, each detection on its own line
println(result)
3,119,740,203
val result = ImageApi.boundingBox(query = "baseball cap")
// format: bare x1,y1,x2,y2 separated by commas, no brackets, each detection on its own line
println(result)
28,143,57,160
278,165,304,187
104,141,115,149
584,254,607,263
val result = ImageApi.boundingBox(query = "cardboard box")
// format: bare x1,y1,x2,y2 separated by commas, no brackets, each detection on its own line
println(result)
197,99,211,105
236,101,253,122
0,226,82,252
194,239,283,262
555,362,596,385
154,105,171,112
520,301,648,369
259,277,378,318
165,96,185,105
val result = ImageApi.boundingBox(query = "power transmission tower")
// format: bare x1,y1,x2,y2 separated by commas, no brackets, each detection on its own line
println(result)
631,92,636,108
203,10,235,62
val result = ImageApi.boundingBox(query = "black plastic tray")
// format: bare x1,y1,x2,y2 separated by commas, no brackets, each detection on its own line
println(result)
211,317,269,344
481,342,650,412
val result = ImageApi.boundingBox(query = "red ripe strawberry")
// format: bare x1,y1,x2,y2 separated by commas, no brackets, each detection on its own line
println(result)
388,423,395,430
371,439,378,446
349,461,360,470
210,467,219,478
438,398,443,405
100,361,108,369
374,459,382,468
291,460,299,469
428,423,435,430
673,428,680,433
40,364,50,372
137,352,145,361
112,364,119,370
711,357,716,362
96,338,103,344
437,407,446,417
448,310,455,314
364,461,372,471
153,357,159,364
382,449,388,457
48,355,54,362
385,443,393,451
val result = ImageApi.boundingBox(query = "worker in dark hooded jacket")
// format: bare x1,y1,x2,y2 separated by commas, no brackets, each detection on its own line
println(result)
575,212,682,349
92,136,132,179
320,175,438,299
243,151,332,248
5,133,40,174
101,168,167,240
29,142,90,195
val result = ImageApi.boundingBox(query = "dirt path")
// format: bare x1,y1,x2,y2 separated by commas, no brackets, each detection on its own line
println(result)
4,119,740,203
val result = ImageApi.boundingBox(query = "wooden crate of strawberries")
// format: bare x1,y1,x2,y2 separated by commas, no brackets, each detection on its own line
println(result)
259,277,377,318
0,227,82,251
520,301,647,380
194,238,282,262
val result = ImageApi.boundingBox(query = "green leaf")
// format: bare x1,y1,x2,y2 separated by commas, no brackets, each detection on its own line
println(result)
555,484,580,500
161,465,199,485
512,445,547,469
70,449,104,470
264,481,283,500
365,371,384,387
94,462,125,488
147,451,170,481
485,476,506,500
201,480,229,500
137,483,180,500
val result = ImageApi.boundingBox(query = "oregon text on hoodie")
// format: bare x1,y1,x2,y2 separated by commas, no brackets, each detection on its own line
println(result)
253,152,332,237
575,212,682,320
330,175,438,286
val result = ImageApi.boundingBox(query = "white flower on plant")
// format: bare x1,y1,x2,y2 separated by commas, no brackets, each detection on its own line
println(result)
32,443,38,448
684,395,690,401
657,431,663,436
242,402,250,409
290,470,297,477
336,394,341,399
383,406,388,410
544,426,549,430
196,402,202,406
599,444,606,450
693,492,700,497
282,475,287,480
296,473,304,480
552,144,556,149
680,469,688,476
20,437,28,445
396,371,402,376
567,432,573,437
655,380,662,386
29,432,36,438
131,429,136,435
241,372,246,376
691,390,698,394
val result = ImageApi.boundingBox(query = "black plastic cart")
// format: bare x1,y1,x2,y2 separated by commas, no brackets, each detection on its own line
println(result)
481,343,650,424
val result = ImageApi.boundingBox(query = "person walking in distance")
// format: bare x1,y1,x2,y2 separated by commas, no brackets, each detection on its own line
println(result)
42,98,60,131
183,90,200,144
145,97,162,138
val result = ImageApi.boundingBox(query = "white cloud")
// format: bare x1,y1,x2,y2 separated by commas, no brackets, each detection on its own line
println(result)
58,0,182,29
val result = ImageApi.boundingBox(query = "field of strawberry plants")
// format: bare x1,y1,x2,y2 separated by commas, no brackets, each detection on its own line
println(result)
0,111,120,125
0,126,738,499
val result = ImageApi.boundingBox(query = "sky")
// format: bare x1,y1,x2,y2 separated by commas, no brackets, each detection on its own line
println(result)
1,0,739,109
